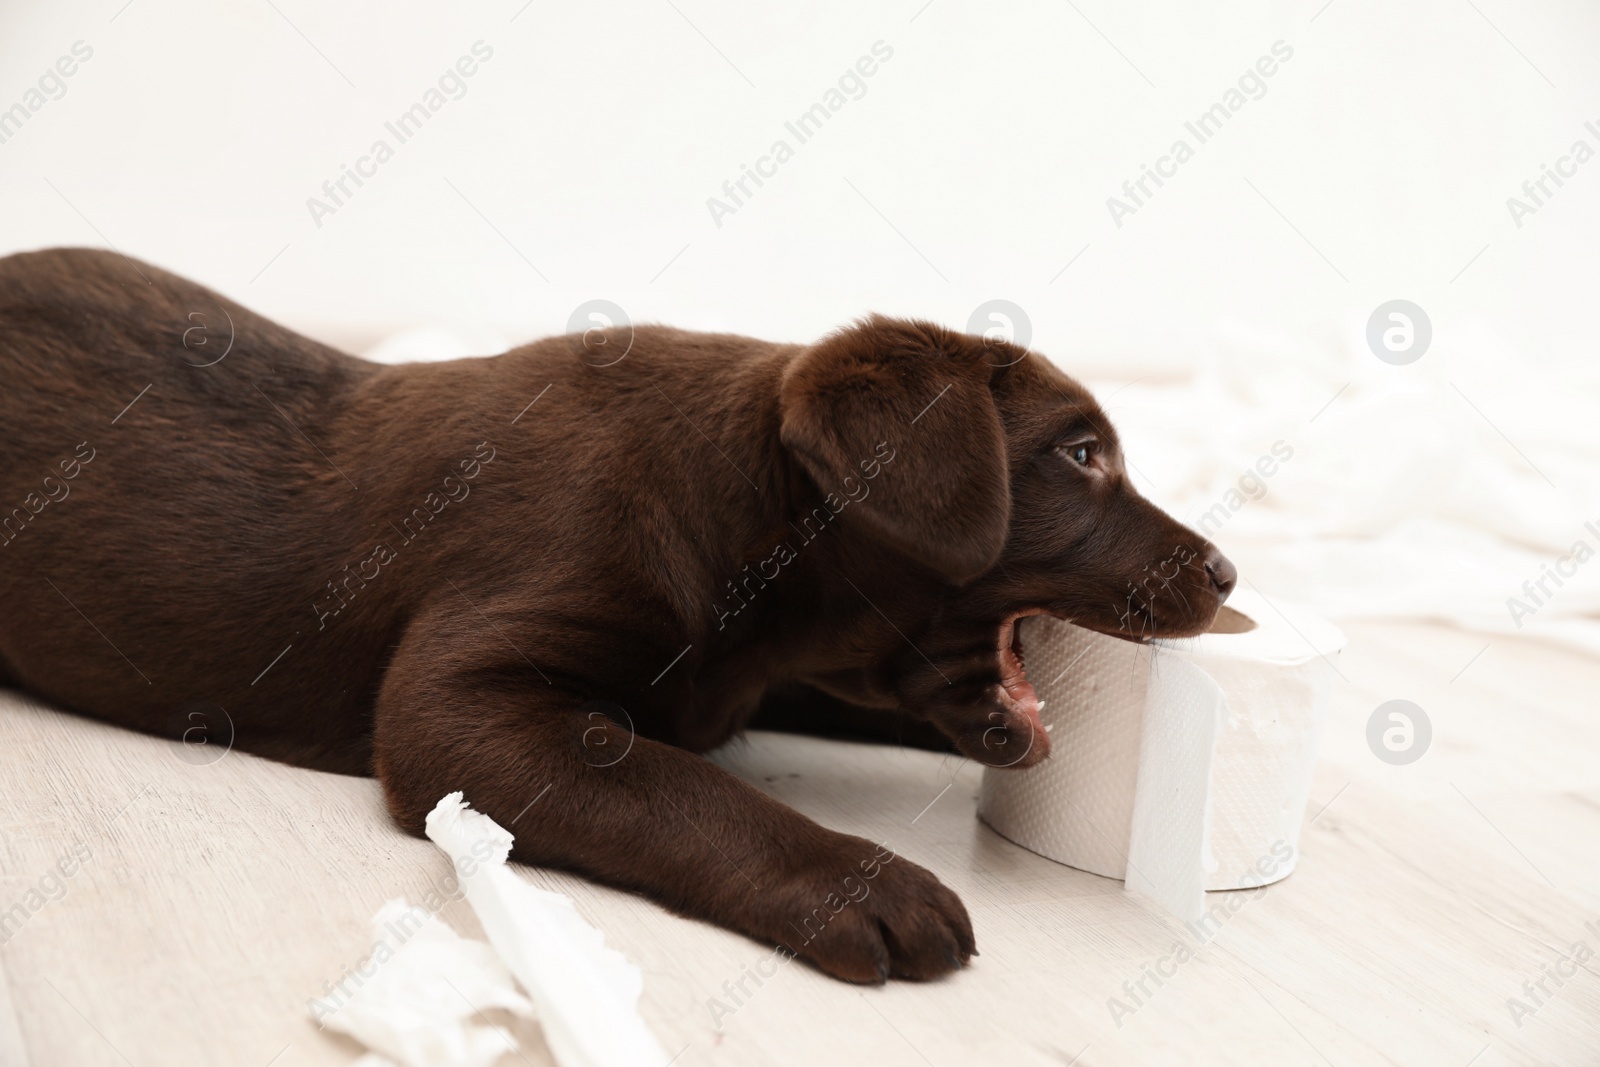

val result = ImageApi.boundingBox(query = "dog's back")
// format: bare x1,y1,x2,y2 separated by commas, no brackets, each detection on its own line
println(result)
0,248,389,769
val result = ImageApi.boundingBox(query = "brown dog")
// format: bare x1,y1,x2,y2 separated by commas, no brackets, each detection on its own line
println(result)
0,248,1234,983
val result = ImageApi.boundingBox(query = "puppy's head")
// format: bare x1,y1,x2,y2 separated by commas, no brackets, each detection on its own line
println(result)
780,316,1235,766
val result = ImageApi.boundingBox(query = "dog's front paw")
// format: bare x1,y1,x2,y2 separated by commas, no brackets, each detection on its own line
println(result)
770,834,974,983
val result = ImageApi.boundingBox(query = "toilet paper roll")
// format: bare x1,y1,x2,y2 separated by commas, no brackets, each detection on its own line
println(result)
976,588,1345,921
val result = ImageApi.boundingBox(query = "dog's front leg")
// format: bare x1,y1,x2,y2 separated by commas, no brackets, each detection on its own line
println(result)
372,601,974,983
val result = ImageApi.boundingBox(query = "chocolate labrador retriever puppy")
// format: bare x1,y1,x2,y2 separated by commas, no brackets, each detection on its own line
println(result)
0,248,1234,983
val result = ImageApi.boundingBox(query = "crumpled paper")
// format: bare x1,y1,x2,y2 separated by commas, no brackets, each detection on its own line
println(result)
317,897,534,1067
312,793,667,1067
425,792,668,1067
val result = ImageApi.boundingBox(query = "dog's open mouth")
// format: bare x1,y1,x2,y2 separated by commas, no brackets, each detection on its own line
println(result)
987,602,1164,767
997,612,1037,710
995,609,1050,751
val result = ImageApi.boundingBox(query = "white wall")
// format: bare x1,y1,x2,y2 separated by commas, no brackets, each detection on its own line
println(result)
3,0,1597,363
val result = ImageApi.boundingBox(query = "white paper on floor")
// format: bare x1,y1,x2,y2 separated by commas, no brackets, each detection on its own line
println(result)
311,795,666,1067
316,897,534,1067
1098,316,1600,656
425,792,669,1067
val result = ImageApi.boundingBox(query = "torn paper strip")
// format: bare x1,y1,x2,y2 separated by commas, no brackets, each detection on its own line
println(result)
313,897,534,1067
425,792,668,1067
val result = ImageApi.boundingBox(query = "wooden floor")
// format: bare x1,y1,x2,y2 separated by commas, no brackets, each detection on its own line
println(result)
1,620,1596,1066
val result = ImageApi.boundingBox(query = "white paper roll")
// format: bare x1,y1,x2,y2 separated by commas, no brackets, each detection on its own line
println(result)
976,588,1345,921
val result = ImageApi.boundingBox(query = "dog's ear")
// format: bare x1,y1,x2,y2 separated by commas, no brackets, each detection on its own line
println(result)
779,316,1010,585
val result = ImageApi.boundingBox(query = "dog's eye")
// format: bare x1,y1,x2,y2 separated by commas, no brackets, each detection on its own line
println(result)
1061,442,1095,467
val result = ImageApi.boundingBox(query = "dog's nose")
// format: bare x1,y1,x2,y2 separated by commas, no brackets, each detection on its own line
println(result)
1203,547,1237,601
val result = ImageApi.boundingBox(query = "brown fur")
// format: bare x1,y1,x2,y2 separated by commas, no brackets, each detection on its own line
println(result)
0,248,1234,983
